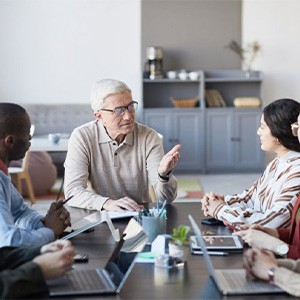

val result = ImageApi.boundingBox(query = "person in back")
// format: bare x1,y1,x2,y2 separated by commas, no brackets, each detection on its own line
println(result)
202,99,300,228
0,103,71,247
64,78,181,212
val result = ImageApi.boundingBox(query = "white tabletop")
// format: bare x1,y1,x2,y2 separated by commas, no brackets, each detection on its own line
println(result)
30,137,69,152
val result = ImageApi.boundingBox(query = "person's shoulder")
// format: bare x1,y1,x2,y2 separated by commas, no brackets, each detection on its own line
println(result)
135,122,161,138
71,120,97,136
0,170,10,182
288,151,300,162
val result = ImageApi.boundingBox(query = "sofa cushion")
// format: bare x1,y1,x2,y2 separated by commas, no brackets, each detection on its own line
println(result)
23,104,94,136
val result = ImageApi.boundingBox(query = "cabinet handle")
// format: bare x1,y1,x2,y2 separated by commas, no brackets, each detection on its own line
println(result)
231,137,240,142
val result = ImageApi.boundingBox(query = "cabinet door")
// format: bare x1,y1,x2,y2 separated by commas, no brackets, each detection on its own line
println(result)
206,110,233,170
173,112,204,171
233,111,264,170
143,110,173,152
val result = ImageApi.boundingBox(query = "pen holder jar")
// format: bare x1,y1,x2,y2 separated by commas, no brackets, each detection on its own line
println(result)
142,215,166,244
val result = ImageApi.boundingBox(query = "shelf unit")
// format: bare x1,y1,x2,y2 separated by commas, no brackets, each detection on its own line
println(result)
142,70,264,172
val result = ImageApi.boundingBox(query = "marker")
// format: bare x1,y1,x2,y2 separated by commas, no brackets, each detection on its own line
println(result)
193,251,229,256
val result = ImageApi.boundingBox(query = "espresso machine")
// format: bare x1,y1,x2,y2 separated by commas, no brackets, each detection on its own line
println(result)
145,46,164,80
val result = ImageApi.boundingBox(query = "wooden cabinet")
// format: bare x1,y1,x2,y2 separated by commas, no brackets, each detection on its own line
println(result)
142,70,264,172
144,109,204,171
206,108,264,172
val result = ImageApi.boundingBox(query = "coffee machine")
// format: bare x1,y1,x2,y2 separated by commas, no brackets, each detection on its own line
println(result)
144,46,164,80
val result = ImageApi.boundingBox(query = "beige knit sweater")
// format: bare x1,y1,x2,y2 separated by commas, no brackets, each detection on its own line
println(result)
64,120,177,210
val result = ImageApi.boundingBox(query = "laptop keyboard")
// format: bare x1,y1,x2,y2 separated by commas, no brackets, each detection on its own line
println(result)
217,269,279,292
66,269,107,291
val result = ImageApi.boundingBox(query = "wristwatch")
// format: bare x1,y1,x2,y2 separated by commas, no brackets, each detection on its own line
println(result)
276,243,289,256
268,267,276,283
158,169,173,181
158,173,170,181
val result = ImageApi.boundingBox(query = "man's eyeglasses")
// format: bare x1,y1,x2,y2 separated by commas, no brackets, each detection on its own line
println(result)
291,122,299,137
100,101,138,116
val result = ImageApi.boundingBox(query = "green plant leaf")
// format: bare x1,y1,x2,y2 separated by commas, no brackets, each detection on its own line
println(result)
170,225,191,246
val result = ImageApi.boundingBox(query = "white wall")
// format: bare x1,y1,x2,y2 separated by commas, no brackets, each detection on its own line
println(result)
242,0,300,105
0,0,141,105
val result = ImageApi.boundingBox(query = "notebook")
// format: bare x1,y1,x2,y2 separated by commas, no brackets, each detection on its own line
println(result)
188,215,284,296
47,218,148,296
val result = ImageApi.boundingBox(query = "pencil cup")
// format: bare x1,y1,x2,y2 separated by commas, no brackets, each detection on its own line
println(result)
141,215,166,244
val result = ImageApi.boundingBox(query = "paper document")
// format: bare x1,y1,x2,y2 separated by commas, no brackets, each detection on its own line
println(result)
108,211,139,219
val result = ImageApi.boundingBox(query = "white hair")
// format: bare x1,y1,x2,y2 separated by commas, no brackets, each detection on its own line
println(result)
90,79,132,112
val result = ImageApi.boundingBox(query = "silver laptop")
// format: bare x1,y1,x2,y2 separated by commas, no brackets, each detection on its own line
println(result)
47,218,148,296
188,215,284,296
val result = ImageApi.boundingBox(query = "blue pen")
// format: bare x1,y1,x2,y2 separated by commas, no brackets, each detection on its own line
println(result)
158,200,167,217
160,209,167,218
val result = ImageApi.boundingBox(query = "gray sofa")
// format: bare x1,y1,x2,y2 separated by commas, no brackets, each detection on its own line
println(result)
24,104,94,136
23,104,95,175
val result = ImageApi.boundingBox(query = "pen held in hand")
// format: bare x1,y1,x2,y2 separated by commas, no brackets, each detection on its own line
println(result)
56,195,74,209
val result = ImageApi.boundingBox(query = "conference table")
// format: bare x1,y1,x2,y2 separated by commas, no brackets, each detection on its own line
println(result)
37,202,291,300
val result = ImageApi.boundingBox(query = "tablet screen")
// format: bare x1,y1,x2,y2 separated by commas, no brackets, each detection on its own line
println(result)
190,235,243,250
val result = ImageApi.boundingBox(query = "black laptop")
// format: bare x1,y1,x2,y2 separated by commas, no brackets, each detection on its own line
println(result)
47,218,148,296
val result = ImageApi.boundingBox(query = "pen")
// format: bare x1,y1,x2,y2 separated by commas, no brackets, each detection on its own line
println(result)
193,251,229,256
62,195,74,205
158,200,167,217
56,195,74,209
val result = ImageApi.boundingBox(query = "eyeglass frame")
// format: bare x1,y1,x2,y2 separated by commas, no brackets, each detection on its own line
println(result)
99,101,138,116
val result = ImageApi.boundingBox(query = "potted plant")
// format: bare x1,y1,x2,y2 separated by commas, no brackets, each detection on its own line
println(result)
168,225,191,259
226,40,261,77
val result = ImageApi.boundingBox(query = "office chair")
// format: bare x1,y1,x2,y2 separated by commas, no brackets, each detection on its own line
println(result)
9,151,36,205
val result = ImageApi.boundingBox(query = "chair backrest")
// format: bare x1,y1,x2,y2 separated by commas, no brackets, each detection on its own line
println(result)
21,151,30,172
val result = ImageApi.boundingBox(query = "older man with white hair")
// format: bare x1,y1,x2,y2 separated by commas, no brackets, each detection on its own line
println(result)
64,79,181,212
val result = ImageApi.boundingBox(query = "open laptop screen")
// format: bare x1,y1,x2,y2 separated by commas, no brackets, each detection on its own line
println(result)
104,218,148,292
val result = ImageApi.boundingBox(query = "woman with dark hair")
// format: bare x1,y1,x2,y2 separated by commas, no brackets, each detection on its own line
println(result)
236,114,300,297
202,98,300,228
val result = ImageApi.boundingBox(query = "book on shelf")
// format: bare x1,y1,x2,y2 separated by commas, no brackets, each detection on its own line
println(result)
205,89,226,107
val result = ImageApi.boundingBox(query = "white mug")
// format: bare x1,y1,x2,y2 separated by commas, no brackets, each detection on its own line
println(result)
178,71,188,80
189,72,199,80
48,133,61,144
167,70,177,79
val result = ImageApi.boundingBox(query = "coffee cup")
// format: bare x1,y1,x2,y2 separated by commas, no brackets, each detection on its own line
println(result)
48,133,61,144
178,71,188,80
189,72,199,80
167,70,177,80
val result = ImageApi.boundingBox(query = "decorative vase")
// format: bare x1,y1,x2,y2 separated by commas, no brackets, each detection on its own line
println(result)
168,242,186,261
245,69,252,79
